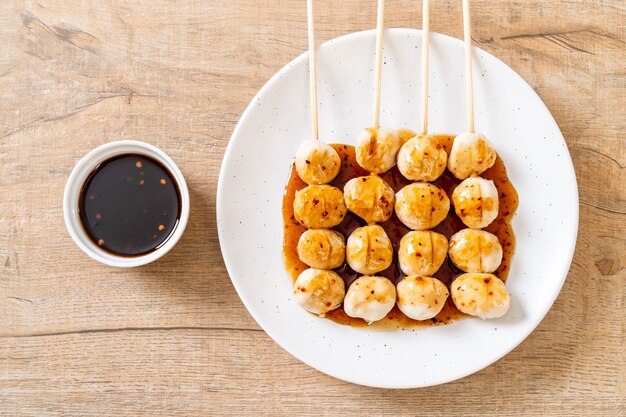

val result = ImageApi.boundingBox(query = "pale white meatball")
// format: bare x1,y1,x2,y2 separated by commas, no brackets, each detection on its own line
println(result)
346,225,393,275
297,229,345,269
294,185,347,228
355,127,400,174
343,175,394,224
448,229,503,273
452,177,499,229
395,183,450,230
295,139,341,185
451,273,510,319
293,268,346,317
396,275,449,320
398,231,448,276
448,132,497,179
344,276,396,324
397,134,448,181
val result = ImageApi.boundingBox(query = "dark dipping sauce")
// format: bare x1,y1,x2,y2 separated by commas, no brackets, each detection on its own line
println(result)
282,135,518,329
79,154,181,257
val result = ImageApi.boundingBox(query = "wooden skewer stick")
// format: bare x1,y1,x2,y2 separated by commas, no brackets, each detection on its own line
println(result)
420,0,430,135
372,0,385,129
307,0,319,140
463,0,475,133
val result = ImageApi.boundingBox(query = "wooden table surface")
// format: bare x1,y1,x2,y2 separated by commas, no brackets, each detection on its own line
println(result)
1,1,624,415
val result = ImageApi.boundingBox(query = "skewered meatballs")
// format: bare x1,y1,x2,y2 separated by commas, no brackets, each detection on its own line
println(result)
452,177,499,229
398,231,448,276
343,175,395,224
293,268,346,317
397,134,448,181
448,132,497,179
346,225,393,275
448,229,503,273
297,229,345,269
451,273,510,319
344,276,396,324
295,140,342,185
396,275,449,321
395,183,450,230
294,184,347,228
355,127,400,174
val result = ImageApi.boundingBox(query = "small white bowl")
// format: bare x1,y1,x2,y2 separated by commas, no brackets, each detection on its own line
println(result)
63,140,190,267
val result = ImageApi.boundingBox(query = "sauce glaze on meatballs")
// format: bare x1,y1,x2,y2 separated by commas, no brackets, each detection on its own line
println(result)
346,225,393,275
343,175,395,224
398,230,448,276
295,139,341,185
396,275,449,320
344,276,396,324
297,229,346,269
293,268,346,317
397,134,448,181
448,229,502,273
451,177,499,229
451,273,510,319
293,184,347,228
355,127,400,174
395,183,450,230
448,132,497,179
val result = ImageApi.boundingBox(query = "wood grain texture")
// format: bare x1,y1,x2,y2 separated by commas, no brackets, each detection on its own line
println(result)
0,0,624,415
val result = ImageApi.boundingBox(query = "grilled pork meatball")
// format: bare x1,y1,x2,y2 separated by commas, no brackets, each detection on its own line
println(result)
344,276,396,324
397,134,448,181
297,229,346,269
451,273,510,319
355,127,400,174
395,183,450,230
293,184,347,228
295,139,342,185
452,177,499,229
346,225,393,275
448,132,497,180
293,268,346,317
396,275,449,320
343,175,395,224
448,229,502,273
398,230,448,276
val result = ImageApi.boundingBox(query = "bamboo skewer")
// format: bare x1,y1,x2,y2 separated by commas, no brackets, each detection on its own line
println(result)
420,0,430,135
463,0,475,133
372,0,385,129
307,0,319,140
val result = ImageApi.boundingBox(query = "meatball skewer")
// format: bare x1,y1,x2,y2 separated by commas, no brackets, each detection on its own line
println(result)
291,1,348,318
294,0,341,186
394,2,449,233
392,3,450,318
448,1,500,229
447,0,497,180
354,0,401,175
448,1,510,319
447,2,500,229
342,0,399,324
397,0,448,183
345,0,397,227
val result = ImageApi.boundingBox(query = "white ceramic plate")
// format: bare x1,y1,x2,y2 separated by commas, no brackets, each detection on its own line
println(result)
217,29,578,388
